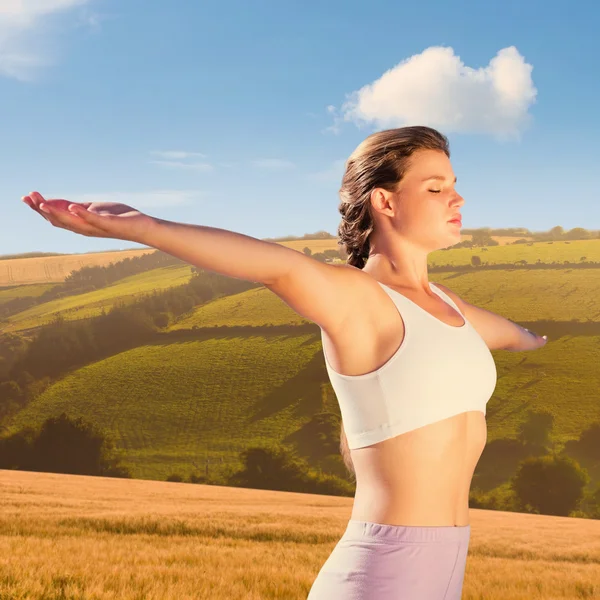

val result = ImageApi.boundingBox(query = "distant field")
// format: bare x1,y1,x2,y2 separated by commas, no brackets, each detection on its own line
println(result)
3,265,600,482
0,240,600,332
3,327,329,480
0,248,157,287
170,268,600,330
252,237,600,268
5,234,592,289
0,282,58,307
1,469,599,599
170,286,311,329
0,264,194,333
2,238,600,509
279,234,531,253
2,252,599,336
424,238,598,266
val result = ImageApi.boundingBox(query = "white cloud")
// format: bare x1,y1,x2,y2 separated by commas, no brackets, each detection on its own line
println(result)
0,0,93,81
251,159,295,169
65,190,206,209
334,46,537,139
308,159,346,183
149,151,212,172
150,151,207,160
150,160,214,172
74,8,108,33
323,105,343,135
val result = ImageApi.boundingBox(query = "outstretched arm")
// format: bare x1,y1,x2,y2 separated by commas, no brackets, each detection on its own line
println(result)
144,217,365,336
434,283,547,352
22,191,359,336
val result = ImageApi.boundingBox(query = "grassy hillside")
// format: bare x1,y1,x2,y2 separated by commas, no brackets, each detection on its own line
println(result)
2,270,600,483
169,267,600,330
170,285,311,328
0,264,194,333
4,329,333,480
1,235,597,289
2,238,600,489
0,282,58,306
4,303,599,481
426,238,599,265
2,238,599,335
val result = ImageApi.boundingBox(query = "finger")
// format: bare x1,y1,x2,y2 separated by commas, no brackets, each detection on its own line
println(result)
30,191,47,207
22,195,49,220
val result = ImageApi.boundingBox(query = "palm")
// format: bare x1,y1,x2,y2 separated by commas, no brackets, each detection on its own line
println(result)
22,192,154,242
46,199,140,218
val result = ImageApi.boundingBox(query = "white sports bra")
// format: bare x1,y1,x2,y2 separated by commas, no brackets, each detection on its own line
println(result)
321,281,498,450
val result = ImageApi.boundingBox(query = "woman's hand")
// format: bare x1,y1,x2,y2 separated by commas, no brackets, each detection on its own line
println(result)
21,191,156,243
524,328,548,350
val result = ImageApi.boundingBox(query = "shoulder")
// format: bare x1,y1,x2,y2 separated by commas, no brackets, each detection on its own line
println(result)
335,263,380,289
333,263,395,316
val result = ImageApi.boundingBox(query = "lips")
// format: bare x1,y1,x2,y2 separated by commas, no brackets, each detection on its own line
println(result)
448,217,462,225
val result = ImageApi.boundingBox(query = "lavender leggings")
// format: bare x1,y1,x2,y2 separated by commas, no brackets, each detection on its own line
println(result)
306,519,471,600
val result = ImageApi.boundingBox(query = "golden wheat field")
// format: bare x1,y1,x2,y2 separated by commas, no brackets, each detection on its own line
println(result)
1,469,599,600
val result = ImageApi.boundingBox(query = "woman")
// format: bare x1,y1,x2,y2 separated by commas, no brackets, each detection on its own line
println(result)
22,126,545,599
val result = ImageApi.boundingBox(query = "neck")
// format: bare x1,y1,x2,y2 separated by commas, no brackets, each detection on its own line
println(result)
363,252,433,295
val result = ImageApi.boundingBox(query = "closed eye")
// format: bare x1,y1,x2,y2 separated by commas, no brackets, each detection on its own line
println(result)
428,189,442,194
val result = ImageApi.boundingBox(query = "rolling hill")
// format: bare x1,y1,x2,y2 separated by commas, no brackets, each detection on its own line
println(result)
1,236,599,494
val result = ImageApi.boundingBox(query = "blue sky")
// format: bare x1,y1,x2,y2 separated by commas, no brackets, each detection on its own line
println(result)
2,0,599,257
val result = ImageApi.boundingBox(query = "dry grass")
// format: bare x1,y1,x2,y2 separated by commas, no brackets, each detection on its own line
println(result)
0,249,156,288
1,470,599,599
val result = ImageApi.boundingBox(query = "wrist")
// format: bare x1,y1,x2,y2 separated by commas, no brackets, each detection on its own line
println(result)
133,215,164,247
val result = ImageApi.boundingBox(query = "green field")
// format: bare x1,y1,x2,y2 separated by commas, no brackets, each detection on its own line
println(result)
2,239,600,489
4,330,333,480
171,285,311,328
170,267,600,329
425,238,599,265
2,237,599,332
0,282,58,306
1,264,194,332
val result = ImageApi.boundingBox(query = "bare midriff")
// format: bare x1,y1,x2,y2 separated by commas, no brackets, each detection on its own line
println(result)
349,410,487,527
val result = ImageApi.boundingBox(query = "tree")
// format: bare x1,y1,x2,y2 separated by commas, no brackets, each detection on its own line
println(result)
31,412,105,475
578,422,600,461
470,230,495,247
0,426,37,469
29,412,130,477
227,442,310,492
516,409,554,450
510,454,589,516
564,227,590,240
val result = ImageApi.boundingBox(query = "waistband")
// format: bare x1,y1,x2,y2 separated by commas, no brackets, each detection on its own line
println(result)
343,519,471,543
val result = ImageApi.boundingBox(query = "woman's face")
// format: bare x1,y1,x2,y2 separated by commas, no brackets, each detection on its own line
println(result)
393,149,465,249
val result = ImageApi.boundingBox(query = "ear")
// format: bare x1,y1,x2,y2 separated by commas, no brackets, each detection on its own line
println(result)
370,187,396,217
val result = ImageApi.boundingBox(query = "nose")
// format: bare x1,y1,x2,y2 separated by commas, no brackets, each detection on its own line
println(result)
453,192,465,207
